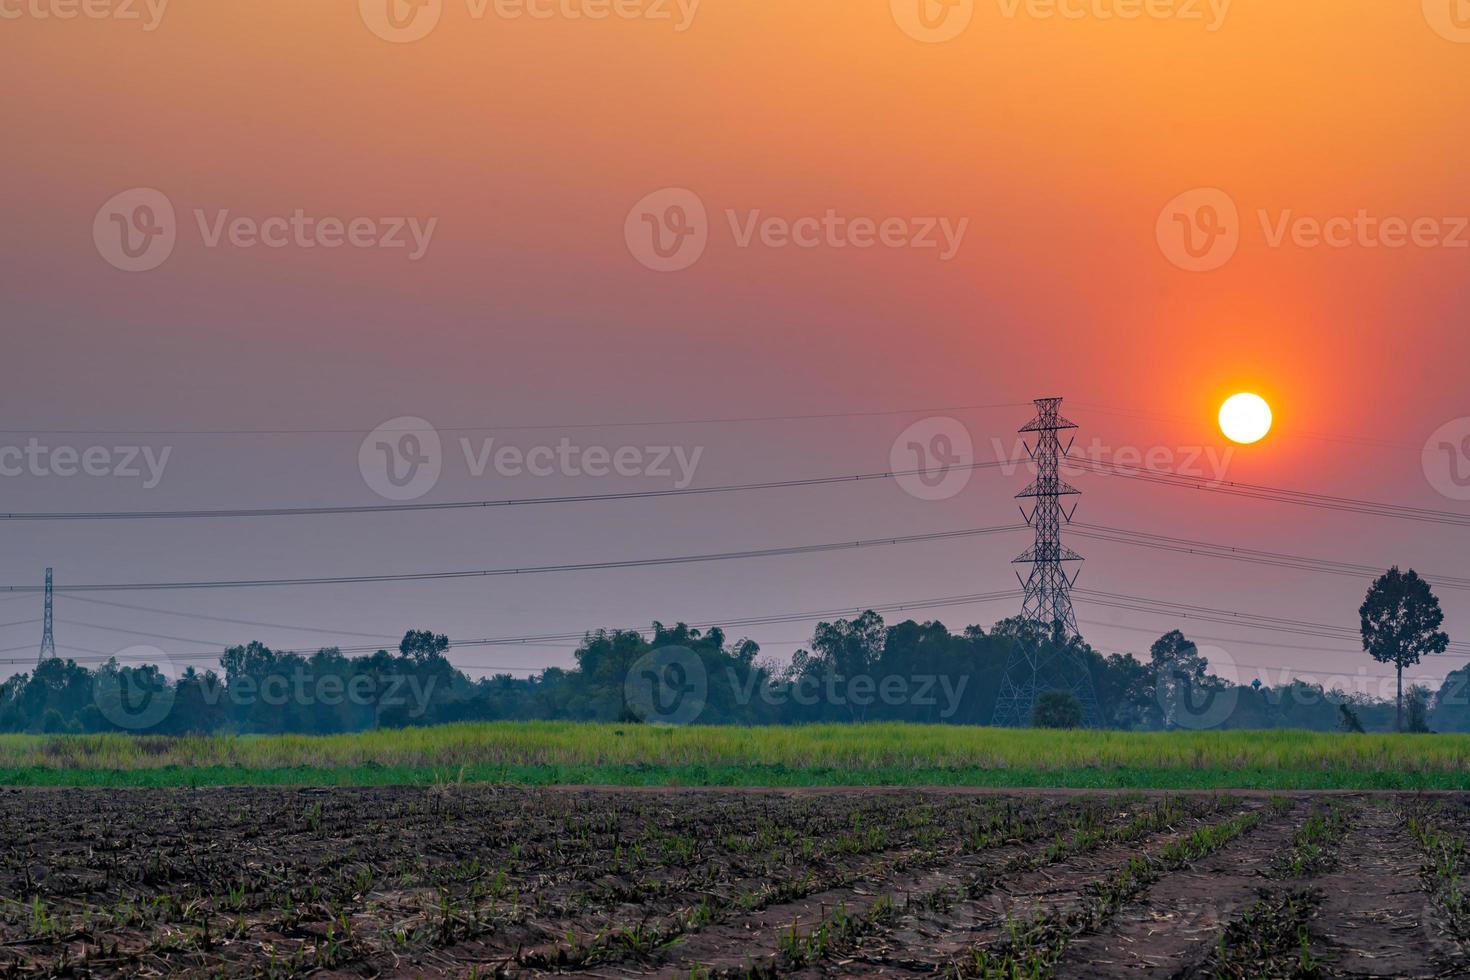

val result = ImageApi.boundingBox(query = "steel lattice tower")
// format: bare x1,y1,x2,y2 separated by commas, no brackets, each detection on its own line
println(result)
992,398,1102,727
38,568,55,665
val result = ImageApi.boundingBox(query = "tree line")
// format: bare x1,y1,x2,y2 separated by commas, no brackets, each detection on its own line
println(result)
0,567,1456,734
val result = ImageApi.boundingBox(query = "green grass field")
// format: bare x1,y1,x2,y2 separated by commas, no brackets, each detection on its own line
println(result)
3,722,1470,789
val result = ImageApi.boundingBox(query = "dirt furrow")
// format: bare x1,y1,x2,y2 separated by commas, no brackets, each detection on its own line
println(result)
827,799,1274,977
1049,798,1307,978
646,796,1245,977
1052,798,1312,978
389,795,1111,977
1309,804,1466,979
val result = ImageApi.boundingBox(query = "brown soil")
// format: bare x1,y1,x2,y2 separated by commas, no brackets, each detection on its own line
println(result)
0,788,1462,978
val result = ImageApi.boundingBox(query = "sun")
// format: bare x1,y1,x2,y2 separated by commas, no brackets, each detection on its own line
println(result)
1219,393,1273,445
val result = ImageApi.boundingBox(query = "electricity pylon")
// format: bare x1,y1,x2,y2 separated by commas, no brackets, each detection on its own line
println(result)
38,568,55,664
992,398,1102,727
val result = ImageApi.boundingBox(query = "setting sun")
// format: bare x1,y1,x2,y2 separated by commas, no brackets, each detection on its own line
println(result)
1219,393,1273,445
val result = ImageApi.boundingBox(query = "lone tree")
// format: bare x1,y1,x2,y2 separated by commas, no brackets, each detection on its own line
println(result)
1360,567,1448,732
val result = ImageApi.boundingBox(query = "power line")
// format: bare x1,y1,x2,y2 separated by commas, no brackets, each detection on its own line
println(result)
61,618,229,649
0,458,1026,521
0,400,1031,437
0,589,1027,665
2,449,1463,533
0,524,1027,593
1069,457,1470,528
1072,522,1470,590
62,594,400,640
430,589,1024,654
12,516,1459,659
1074,588,1470,655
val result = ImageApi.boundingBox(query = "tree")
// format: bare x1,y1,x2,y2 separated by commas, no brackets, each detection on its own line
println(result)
399,630,450,663
811,611,885,679
1149,630,1209,683
1148,630,1222,729
1033,689,1083,728
1405,684,1433,734
1094,652,1151,729
1360,568,1449,731
809,611,886,721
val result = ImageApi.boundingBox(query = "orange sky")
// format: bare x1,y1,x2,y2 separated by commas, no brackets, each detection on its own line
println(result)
2,0,1468,686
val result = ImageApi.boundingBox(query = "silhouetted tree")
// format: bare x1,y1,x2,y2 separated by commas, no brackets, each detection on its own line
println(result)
1360,568,1449,731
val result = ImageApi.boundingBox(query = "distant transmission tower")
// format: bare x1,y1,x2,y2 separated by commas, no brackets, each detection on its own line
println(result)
38,568,55,664
992,398,1102,728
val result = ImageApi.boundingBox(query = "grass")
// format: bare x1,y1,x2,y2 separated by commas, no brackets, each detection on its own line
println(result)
2,722,1470,788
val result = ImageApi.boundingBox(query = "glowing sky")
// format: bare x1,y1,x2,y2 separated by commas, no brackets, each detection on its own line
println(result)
2,0,1469,694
